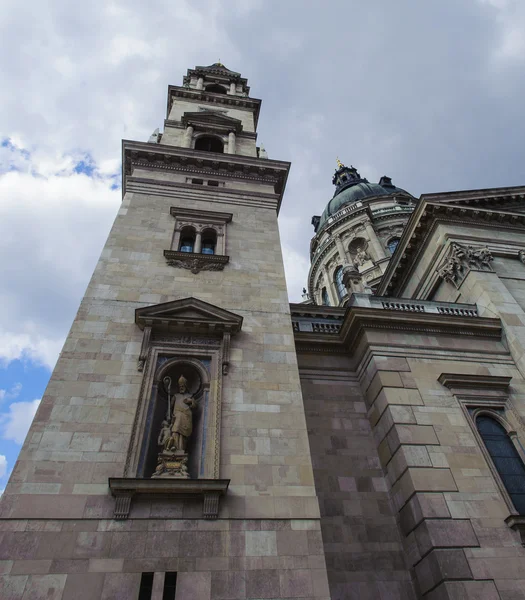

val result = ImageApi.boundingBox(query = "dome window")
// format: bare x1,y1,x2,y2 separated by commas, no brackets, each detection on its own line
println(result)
387,238,400,255
334,266,345,301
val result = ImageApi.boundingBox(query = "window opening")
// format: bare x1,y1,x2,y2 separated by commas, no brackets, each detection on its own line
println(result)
201,228,217,255
207,180,219,187
477,415,525,514
179,226,196,253
162,572,178,600
191,178,204,185
334,266,345,301
387,237,400,254
322,287,330,306
138,573,154,600
194,135,224,153
205,83,227,94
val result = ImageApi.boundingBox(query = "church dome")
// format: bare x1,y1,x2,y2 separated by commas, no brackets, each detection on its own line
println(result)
316,164,412,231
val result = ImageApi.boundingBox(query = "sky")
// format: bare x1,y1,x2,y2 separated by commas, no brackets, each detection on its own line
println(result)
0,0,525,489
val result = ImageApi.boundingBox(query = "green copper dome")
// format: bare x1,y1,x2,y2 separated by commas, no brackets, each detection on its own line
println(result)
315,164,412,231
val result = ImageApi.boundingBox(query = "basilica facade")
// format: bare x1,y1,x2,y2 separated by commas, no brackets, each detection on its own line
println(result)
2,64,525,600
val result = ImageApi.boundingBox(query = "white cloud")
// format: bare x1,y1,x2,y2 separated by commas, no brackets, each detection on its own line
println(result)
0,455,7,478
0,142,120,368
1,399,41,445
0,383,22,403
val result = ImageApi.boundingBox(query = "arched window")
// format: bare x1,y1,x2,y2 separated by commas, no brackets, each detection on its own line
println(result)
179,226,196,253
194,135,224,153
334,266,345,301
477,415,525,514
387,238,400,255
201,228,217,255
321,287,330,306
205,84,227,94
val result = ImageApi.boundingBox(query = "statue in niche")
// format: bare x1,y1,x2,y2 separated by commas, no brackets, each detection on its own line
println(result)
354,246,370,267
152,374,196,479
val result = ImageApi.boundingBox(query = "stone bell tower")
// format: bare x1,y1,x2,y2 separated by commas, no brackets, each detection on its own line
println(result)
0,64,330,600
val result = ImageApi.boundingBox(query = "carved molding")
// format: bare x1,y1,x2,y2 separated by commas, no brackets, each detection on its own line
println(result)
437,242,494,288
109,477,230,520
137,326,152,371
164,250,229,274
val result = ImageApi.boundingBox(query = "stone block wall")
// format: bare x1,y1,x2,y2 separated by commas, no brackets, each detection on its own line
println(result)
358,332,525,599
298,356,416,600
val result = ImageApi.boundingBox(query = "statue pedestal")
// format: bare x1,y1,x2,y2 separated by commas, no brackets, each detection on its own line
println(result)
152,450,189,479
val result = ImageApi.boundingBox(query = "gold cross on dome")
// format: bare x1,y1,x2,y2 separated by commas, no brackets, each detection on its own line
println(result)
336,157,345,169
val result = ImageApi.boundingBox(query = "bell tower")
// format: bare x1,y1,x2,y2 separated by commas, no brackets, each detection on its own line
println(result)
0,65,330,600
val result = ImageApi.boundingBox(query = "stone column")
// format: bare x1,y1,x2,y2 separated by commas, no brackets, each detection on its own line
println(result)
183,125,194,148
334,234,351,265
364,220,386,261
228,131,236,154
196,76,204,90
194,231,202,254
229,81,237,95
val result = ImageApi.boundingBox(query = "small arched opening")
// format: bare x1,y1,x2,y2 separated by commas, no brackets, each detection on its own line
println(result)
179,226,196,253
201,228,217,255
205,83,227,94
477,414,525,515
194,135,224,154
321,287,330,306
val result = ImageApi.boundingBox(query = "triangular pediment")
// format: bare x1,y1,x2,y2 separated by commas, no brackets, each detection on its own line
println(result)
181,111,243,133
135,297,243,334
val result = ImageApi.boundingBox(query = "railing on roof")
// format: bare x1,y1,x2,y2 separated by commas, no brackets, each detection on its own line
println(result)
291,294,479,334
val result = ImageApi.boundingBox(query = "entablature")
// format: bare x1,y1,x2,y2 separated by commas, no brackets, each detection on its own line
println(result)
122,140,290,212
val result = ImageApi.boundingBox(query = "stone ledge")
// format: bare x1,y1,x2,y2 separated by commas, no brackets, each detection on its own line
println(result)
108,478,230,520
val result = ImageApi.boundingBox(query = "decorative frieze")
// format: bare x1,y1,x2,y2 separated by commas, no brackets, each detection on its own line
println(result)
163,250,229,274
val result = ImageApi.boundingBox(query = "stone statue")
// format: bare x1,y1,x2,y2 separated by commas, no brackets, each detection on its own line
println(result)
157,420,172,450
354,247,370,267
168,375,196,452
151,374,197,479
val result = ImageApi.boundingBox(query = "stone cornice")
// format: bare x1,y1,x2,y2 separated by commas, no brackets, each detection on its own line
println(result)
377,197,525,297
438,373,512,393
167,85,261,127
122,140,290,213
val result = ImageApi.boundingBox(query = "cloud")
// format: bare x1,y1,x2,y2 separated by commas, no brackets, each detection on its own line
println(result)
0,142,120,368
1,399,41,445
0,0,524,370
0,455,6,478
0,383,22,403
